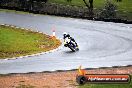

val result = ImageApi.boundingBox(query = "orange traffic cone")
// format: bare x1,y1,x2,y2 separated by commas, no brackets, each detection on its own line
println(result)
78,65,86,76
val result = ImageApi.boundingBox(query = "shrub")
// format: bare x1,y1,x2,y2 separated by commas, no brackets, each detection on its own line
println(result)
98,0,117,19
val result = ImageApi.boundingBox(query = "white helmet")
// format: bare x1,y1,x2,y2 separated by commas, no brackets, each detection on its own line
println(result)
63,32,67,35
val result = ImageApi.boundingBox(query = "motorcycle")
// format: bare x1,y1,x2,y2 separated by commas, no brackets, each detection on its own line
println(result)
64,37,79,52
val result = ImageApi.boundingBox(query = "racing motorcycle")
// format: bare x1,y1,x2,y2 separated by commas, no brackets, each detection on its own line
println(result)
64,37,79,52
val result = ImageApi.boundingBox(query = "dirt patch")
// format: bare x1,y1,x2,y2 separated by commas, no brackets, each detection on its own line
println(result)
0,66,132,88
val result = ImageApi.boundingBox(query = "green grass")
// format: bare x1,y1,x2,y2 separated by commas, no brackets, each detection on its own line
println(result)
0,9,31,14
0,0,131,20
49,0,132,10
49,0,132,20
79,83,132,88
79,75,132,88
0,25,61,59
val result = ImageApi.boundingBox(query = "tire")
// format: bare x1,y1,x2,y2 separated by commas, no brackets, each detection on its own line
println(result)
76,75,87,85
68,43,76,52
76,47,79,51
69,46,76,52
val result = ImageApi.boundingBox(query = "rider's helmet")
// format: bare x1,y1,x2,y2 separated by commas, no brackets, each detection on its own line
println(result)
63,32,67,36
63,32,70,39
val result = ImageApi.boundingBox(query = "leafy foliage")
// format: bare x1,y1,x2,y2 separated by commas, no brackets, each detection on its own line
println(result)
98,0,117,19
66,0,72,2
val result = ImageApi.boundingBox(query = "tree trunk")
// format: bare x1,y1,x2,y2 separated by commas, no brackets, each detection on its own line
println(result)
89,0,94,19
83,0,94,19
83,0,90,8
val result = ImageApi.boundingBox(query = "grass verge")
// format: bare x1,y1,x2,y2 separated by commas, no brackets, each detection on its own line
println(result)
0,25,61,59
49,0,132,11
49,0,132,20
0,0,131,20
0,9,31,14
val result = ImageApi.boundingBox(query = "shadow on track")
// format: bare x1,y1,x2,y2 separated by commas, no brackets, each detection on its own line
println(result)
64,51,75,54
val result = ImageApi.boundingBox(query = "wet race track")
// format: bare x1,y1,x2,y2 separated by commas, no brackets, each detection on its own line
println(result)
0,12,132,74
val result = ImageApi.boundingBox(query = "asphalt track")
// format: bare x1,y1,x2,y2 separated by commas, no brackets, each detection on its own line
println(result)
0,12,132,74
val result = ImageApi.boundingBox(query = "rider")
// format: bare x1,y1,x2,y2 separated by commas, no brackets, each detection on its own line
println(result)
63,32,78,47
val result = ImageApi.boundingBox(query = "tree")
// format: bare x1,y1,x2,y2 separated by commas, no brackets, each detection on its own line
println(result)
83,0,94,19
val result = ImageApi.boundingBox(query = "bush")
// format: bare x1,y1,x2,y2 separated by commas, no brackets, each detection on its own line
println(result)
98,0,117,19
66,0,72,2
